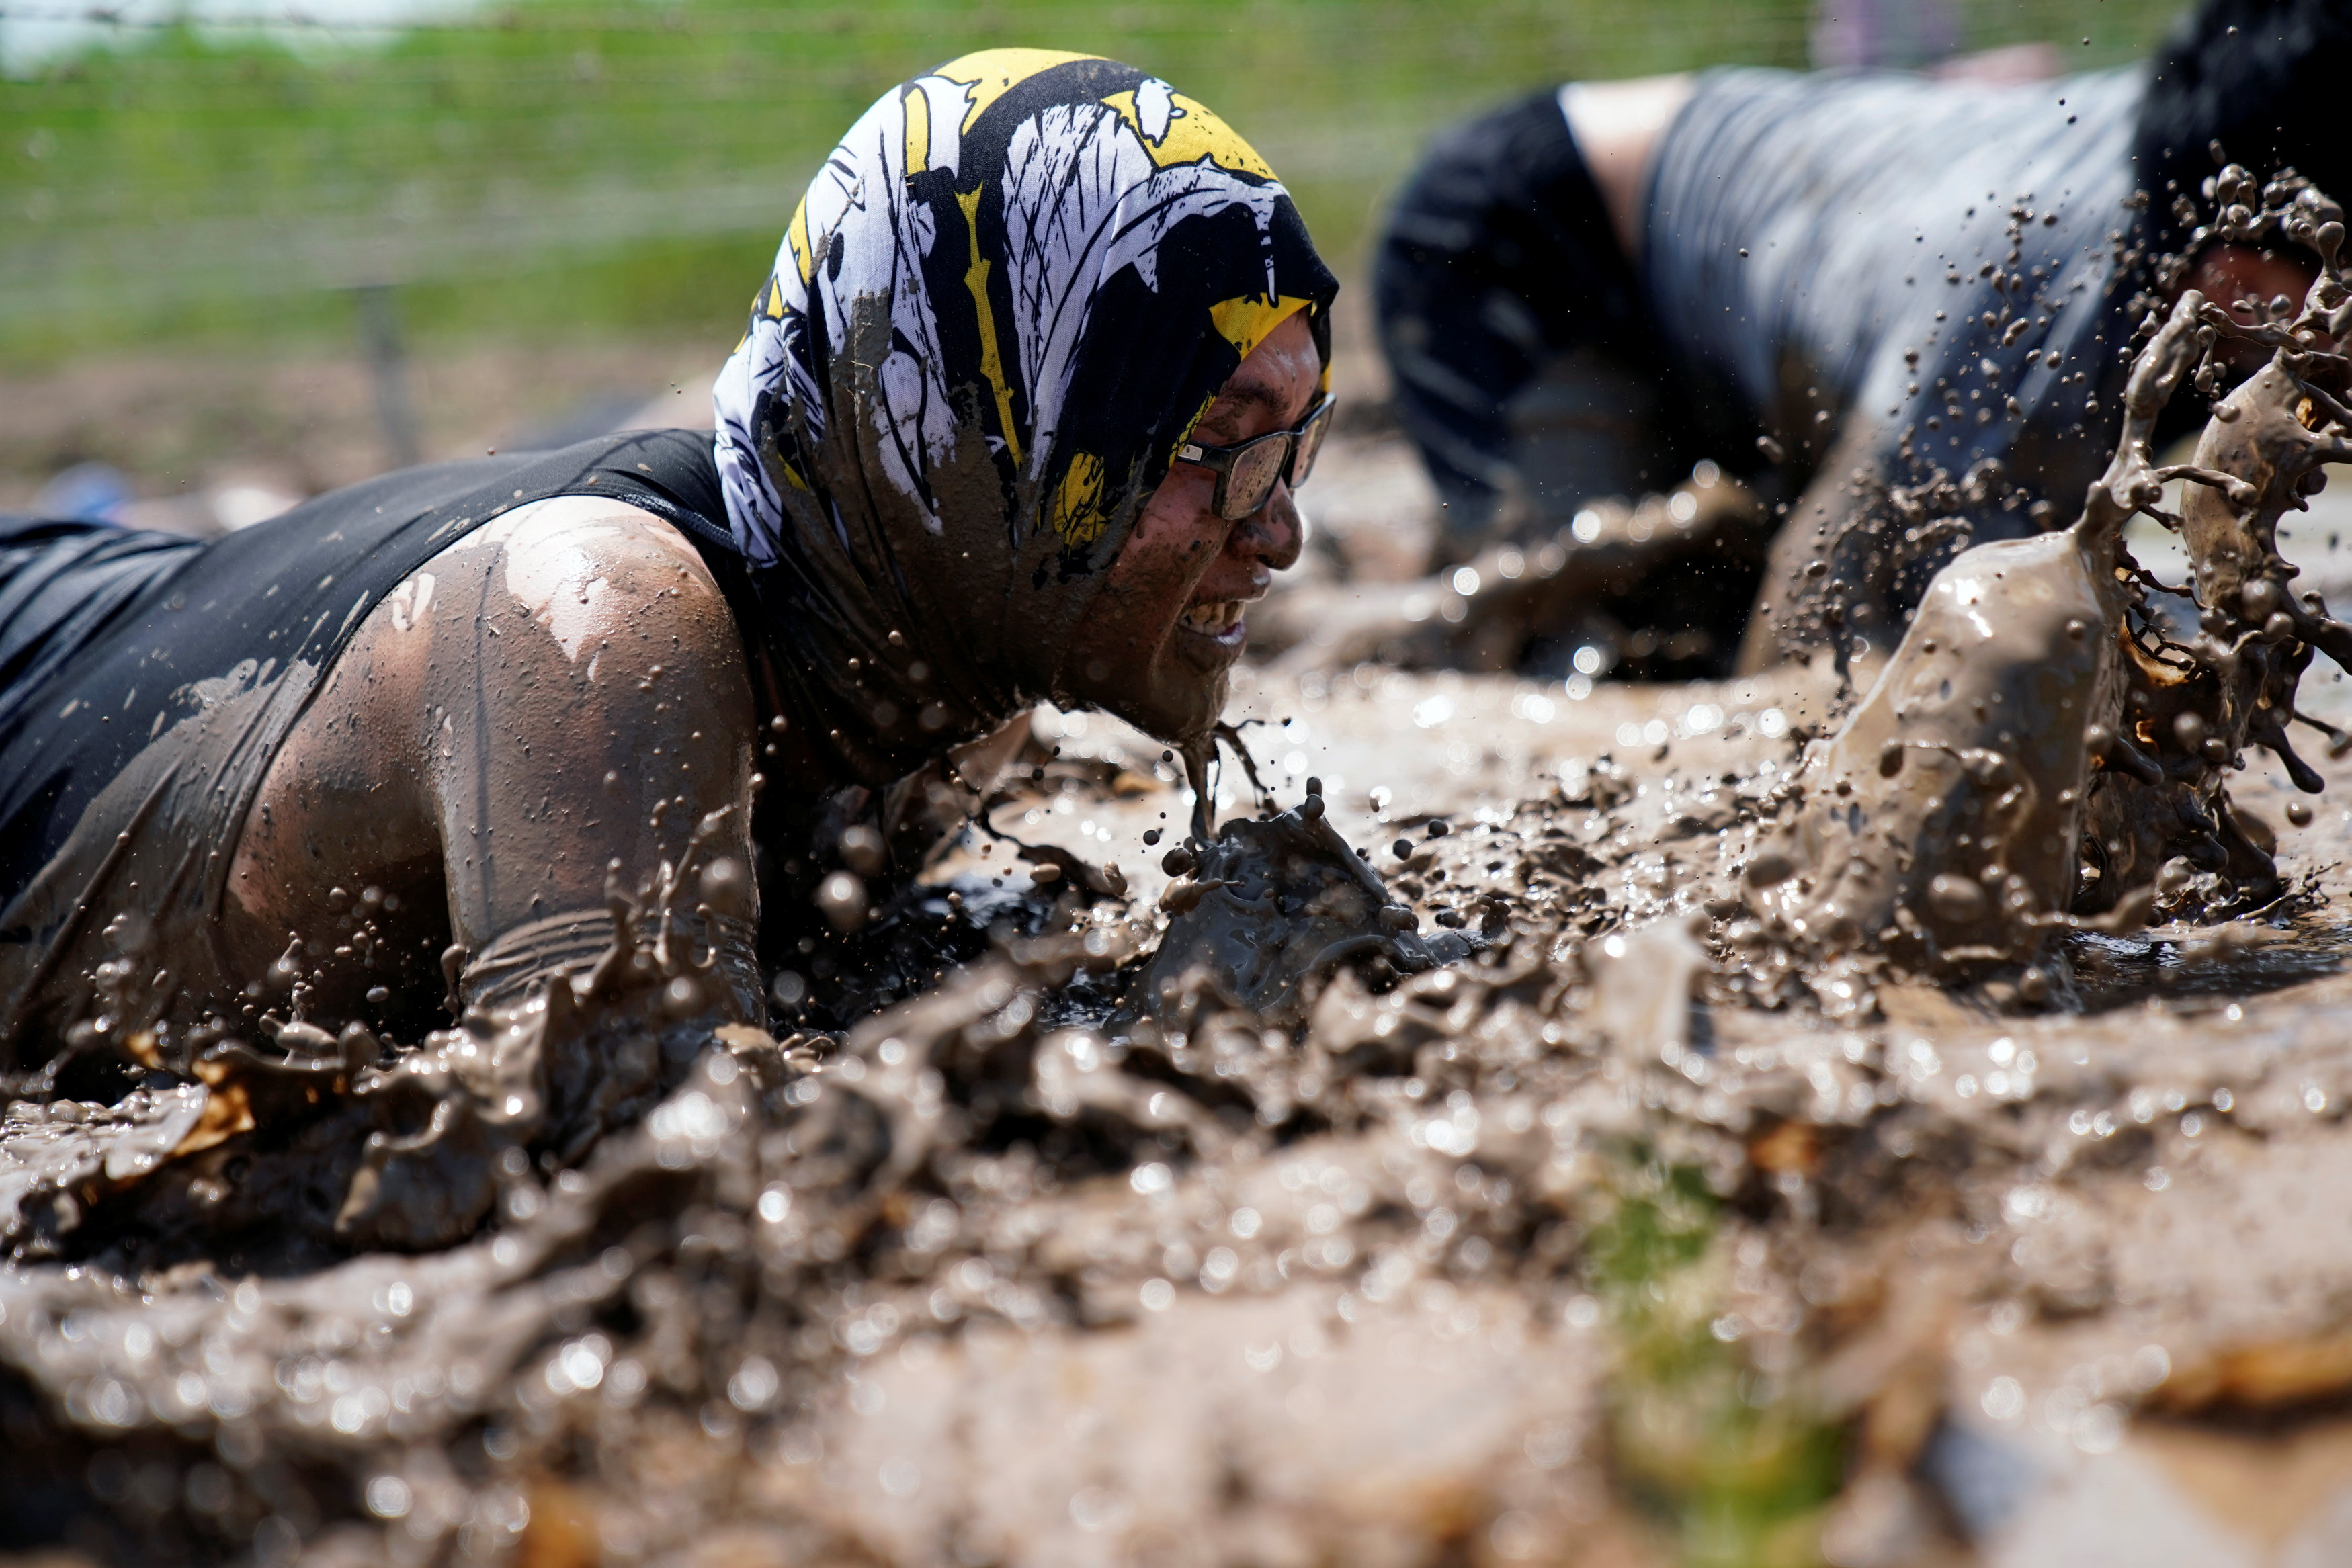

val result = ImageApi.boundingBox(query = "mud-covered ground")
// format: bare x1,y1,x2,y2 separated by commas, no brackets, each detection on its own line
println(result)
11,498,2352,1566
12,296,2352,1565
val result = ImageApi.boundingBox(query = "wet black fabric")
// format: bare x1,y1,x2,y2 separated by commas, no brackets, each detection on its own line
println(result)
0,431,738,1053
1373,89,1693,541
1644,67,2145,542
0,520,203,744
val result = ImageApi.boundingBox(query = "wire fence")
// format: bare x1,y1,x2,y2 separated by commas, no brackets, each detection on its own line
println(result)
0,0,2189,356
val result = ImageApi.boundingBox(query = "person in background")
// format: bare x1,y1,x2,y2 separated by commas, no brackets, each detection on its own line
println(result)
1370,0,2347,676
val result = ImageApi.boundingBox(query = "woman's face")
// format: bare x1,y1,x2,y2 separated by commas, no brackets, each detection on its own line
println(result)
1060,311,1320,738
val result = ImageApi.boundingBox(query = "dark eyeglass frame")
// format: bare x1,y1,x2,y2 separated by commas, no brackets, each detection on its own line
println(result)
1173,392,1337,521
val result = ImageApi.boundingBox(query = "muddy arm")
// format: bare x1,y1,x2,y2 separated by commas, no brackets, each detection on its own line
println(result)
419,500,764,1020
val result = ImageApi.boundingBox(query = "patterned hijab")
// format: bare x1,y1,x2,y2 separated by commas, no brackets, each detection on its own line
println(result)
712,49,1336,782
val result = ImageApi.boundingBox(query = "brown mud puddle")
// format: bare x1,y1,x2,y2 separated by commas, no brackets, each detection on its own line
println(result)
17,189,2352,1568
9,651,2352,1567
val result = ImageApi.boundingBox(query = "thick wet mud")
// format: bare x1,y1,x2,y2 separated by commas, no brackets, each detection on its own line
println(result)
7,657,2352,1568
13,179,2352,1568
20,640,2352,1566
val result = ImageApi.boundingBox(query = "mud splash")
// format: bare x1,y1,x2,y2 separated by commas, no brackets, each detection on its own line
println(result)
1253,466,1769,679
11,679,2352,1565
1132,777,1466,1029
2085,173,2352,906
11,176,2352,1568
3,811,749,1266
1740,298,2191,967
1752,170,2352,977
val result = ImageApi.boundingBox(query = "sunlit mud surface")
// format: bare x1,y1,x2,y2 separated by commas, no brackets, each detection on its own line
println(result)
17,219,2352,1568
9,628,2352,1567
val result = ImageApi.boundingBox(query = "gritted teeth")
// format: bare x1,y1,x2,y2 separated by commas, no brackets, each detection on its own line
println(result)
1180,600,1245,637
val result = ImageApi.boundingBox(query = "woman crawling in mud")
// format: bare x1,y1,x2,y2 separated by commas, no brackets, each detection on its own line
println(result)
0,51,1335,1242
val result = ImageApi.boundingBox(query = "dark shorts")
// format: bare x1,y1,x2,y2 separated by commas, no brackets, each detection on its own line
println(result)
1372,89,1755,554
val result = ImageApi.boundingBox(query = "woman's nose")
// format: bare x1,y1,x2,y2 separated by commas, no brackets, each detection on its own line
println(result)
1235,484,1304,574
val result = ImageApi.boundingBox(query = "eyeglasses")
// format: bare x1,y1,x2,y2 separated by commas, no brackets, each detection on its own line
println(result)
1173,392,1337,521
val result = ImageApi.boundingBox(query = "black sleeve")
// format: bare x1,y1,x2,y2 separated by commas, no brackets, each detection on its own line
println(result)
1372,87,1667,543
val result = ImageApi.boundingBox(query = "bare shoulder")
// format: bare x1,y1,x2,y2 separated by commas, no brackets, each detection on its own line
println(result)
400,495,755,765
462,494,733,654
1558,73,1696,261
471,493,718,580
363,494,747,703
228,496,759,1021
316,494,748,740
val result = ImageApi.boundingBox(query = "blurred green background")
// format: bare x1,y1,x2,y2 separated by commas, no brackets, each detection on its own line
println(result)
2,0,2190,367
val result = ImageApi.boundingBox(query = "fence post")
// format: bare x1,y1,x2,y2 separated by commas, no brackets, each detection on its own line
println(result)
353,283,422,470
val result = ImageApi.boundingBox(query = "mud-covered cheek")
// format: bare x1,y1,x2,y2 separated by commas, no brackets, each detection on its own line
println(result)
1120,537,1214,619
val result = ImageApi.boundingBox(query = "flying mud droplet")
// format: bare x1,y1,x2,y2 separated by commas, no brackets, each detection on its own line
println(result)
817,871,870,932
698,855,752,916
839,825,886,877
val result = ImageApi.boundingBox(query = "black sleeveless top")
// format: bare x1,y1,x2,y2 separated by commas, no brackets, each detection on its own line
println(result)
0,431,751,1059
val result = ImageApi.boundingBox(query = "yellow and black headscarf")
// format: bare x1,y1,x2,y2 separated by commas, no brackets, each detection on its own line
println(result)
713,50,1335,777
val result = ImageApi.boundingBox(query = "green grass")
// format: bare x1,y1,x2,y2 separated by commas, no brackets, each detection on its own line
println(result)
1585,1154,1845,1568
0,0,2191,365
